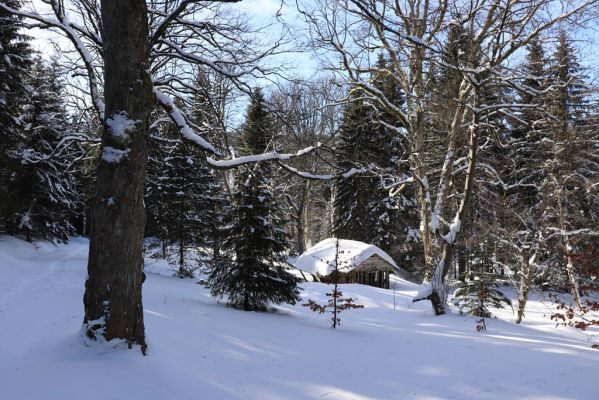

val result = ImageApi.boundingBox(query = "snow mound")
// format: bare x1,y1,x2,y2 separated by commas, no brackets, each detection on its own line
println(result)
293,238,399,276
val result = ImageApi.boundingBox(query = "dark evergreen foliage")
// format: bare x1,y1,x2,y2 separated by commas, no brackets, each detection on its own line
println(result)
453,266,512,318
145,117,225,277
9,59,81,241
334,56,419,268
0,0,33,235
537,31,597,292
207,89,301,311
550,31,590,132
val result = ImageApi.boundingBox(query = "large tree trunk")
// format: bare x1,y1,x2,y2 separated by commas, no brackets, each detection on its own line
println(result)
424,90,479,316
295,188,306,254
83,0,152,353
301,181,312,251
412,79,478,315
178,199,185,276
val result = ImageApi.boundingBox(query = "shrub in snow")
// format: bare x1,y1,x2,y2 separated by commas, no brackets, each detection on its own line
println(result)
453,267,511,327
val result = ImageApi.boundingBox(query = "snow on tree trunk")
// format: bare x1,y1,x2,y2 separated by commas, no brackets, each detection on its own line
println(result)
417,86,480,316
564,241,582,309
516,252,537,324
83,0,151,353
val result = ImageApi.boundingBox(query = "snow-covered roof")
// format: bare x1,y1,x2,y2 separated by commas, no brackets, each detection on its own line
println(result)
293,238,399,276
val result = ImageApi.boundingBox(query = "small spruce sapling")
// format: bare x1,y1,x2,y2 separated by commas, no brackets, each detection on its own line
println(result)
304,238,363,328
453,265,511,331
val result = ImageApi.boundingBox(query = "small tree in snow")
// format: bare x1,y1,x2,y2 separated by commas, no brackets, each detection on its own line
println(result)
453,265,511,330
206,89,301,311
304,238,364,328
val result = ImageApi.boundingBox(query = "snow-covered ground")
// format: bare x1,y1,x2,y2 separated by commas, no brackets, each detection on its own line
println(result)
1,237,598,400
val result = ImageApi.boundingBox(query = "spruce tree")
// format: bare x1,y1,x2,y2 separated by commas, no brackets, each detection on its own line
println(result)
9,59,81,241
0,0,33,235
207,89,300,311
539,31,596,303
333,96,375,239
502,39,552,321
508,39,551,207
453,264,512,320
550,31,590,133
334,55,419,267
145,114,224,277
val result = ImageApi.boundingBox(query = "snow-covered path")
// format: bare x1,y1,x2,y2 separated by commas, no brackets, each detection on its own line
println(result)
0,237,597,400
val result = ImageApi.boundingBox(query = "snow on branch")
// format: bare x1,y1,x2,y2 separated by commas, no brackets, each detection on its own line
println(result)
153,88,219,155
152,90,339,175
207,147,321,169
545,228,599,241
278,163,334,180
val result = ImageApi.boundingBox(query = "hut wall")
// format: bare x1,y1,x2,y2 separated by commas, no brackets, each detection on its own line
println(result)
346,255,394,289
318,255,396,289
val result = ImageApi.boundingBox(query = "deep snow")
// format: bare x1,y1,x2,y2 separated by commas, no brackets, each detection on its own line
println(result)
0,237,598,400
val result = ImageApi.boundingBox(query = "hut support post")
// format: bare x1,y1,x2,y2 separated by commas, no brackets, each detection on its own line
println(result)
386,271,390,289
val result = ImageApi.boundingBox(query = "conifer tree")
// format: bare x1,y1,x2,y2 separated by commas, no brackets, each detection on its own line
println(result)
453,264,512,322
334,55,419,268
503,39,552,322
508,38,551,208
333,96,375,238
428,24,470,149
207,89,300,311
550,31,589,133
0,0,32,235
145,69,229,276
145,115,224,277
8,59,81,242
540,31,596,305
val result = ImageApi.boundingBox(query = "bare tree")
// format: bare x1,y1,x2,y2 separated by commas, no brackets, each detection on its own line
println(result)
301,0,598,314
269,78,341,253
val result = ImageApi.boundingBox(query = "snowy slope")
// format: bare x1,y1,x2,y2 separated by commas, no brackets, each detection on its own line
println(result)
1,237,598,400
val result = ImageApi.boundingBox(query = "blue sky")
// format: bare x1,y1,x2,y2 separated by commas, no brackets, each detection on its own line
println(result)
27,0,598,88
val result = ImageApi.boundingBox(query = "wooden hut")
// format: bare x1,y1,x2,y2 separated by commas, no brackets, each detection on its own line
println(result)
293,238,402,289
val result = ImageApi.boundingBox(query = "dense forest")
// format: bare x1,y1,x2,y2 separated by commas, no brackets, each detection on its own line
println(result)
0,0,598,355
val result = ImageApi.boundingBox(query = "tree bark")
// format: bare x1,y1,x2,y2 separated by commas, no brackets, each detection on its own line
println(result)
426,87,480,315
516,252,536,324
83,0,152,353
296,217,305,254
558,190,582,308
564,241,582,308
